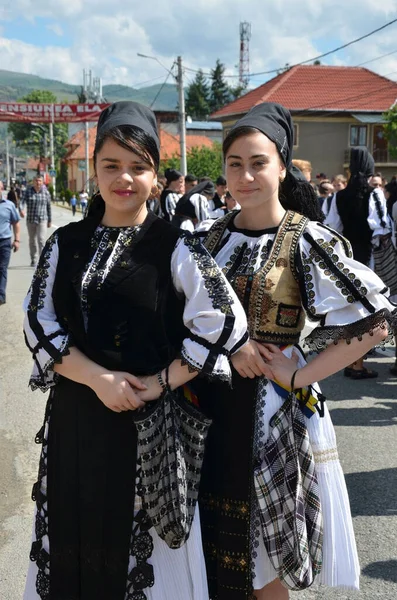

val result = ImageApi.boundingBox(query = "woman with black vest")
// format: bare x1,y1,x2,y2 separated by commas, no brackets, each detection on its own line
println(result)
22,101,248,600
195,103,396,599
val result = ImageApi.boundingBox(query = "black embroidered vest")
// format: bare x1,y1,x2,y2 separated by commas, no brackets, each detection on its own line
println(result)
52,212,188,375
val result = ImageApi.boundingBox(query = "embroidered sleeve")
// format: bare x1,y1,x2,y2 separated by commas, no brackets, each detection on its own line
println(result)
367,190,391,240
23,232,71,391
165,192,178,219
298,222,397,352
171,235,248,382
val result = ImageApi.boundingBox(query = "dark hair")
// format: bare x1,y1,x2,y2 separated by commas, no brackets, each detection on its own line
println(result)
223,126,323,222
185,173,198,184
216,175,227,186
93,124,160,172
385,180,397,216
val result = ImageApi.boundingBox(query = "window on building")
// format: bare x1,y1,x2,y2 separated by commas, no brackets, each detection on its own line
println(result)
350,125,367,147
293,123,299,147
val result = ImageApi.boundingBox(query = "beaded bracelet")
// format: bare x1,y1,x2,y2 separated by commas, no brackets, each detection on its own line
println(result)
157,369,170,393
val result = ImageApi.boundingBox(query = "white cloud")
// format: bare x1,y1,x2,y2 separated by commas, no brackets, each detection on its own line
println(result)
0,0,397,89
46,23,63,36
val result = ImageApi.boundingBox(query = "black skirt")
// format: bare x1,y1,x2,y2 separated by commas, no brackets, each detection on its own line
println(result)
35,376,138,600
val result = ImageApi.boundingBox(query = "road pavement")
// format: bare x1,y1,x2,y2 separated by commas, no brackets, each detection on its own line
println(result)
0,204,396,599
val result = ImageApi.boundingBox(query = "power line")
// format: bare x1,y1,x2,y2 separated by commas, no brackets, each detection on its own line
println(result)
184,18,397,80
150,63,176,108
356,49,397,67
249,18,397,77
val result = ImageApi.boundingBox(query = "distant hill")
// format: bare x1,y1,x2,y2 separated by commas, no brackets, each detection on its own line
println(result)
0,69,179,111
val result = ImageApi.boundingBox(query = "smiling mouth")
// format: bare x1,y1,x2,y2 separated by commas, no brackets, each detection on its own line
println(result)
113,190,134,196
238,189,258,194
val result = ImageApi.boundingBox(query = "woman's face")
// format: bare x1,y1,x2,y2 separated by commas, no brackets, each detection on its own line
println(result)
225,131,285,209
169,176,185,194
95,138,156,216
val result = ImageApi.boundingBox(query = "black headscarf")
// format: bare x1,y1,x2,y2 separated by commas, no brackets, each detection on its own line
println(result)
165,168,183,185
230,102,293,168
96,101,160,152
336,147,375,264
175,181,215,218
349,147,375,179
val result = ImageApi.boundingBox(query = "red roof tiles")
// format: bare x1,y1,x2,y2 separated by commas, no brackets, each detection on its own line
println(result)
211,65,397,119
64,126,214,161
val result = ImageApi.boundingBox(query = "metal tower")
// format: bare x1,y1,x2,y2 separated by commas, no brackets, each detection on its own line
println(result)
239,22,251,87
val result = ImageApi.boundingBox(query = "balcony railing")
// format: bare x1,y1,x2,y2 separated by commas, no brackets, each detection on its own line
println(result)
344,148,397,164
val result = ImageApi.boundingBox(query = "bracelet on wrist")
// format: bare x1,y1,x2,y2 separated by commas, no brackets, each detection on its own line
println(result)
157,369,170,393
290,369,300,392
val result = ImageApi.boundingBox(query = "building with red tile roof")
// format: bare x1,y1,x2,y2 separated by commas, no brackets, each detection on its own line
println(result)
211,65,397,179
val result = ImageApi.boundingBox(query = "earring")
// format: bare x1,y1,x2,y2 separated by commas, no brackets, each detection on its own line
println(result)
149,184,159,199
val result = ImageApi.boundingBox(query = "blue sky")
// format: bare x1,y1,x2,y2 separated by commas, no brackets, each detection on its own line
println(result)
1,1,397,89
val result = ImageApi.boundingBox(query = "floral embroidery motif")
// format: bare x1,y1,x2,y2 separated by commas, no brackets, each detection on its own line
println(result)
200,493,250,520
183,235,234,315
28,233,58,313
81,226,141,327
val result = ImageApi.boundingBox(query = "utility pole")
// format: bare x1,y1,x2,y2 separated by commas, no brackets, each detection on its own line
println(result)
177,56,187,176
83,69,90,194
5,132,10,189
49,104,56,199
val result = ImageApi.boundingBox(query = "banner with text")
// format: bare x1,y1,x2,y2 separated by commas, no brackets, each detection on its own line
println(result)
0,103,109,123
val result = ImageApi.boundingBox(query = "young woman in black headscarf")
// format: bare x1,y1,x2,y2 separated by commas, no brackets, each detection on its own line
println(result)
195,102,397,600
22,101,248,600
159,168,185,222
336,148,397,378
172,180,216,231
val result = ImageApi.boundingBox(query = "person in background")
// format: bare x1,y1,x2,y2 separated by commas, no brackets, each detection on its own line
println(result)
385,179,397,218
332,174,348,192
7,185,20,209
173,180,215,231
369,174,383,190
147,181,163,215
159,168,185,222
79,189,89,214
317,181,334,210
212,176,227,208
316,172,328,184
224,191,241,213
70,193,77,216
185,173,198,192
19,175,52,267
0,181,20,305
291,158,312,182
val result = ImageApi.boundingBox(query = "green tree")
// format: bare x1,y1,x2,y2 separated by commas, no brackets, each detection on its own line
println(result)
162,142,223,181
210,60,231,113
8,90,68,162
383,105,397,159
186,69,210,120
229,83,247,101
